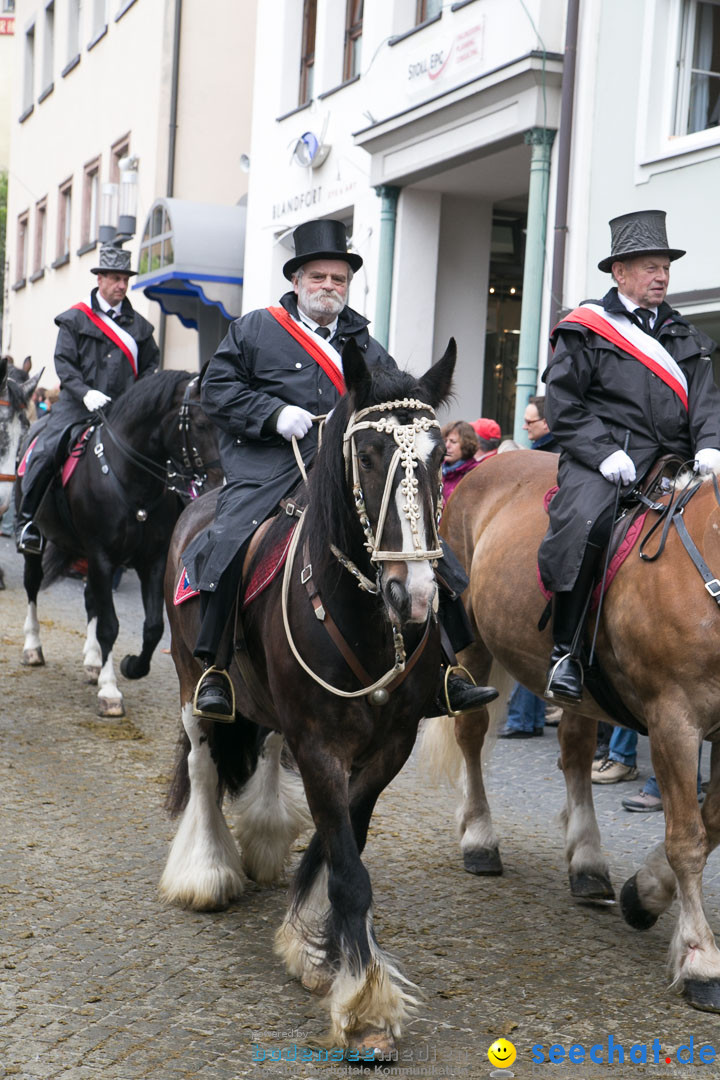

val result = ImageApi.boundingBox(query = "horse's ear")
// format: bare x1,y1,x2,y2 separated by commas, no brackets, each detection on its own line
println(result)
0,356,7,388
416,338,456,409
342,338,372,406
21,368,44,408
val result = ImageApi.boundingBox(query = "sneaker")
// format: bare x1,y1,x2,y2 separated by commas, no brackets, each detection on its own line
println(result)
499,728,535,739
591,759,639,784
591,755,609,773
544,705,563,727
621,790,663,813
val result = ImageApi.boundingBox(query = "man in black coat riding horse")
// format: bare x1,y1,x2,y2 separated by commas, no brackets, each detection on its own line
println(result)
185,218,497,720
541,209,720,703
15,241,160,554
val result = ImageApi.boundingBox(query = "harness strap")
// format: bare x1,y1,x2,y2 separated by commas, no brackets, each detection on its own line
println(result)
0,472,16,482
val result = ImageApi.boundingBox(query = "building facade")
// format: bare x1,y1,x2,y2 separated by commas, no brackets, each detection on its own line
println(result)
3,0,256,381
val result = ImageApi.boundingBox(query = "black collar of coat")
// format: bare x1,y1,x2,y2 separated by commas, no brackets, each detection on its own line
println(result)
594,287,679,331
279,290,370,337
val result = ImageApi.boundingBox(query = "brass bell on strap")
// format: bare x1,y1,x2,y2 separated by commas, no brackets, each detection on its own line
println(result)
368,687,390,706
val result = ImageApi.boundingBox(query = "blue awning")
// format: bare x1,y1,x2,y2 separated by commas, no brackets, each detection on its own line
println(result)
136,269,244,329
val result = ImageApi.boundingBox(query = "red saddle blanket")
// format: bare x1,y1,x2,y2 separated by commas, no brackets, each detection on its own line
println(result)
174,523,298,609
538,486,648,609
18,429,93,487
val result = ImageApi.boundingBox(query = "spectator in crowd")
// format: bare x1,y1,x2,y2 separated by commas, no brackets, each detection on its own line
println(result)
441,420,480,504
472,417,502,462
523,395,559,453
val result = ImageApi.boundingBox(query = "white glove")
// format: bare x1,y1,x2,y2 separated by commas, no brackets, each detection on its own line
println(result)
276,406,314,441
83,389,111,412
599,449,636,485
694,447,720,475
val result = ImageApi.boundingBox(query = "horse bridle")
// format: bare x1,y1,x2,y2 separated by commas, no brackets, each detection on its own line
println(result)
281,397,443,700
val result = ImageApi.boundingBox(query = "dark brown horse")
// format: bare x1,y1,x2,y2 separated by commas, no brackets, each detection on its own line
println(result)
427,447,720,1012
160,341,455,1056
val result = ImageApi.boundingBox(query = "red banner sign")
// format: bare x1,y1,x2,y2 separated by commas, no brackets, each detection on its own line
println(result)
0,16,15,34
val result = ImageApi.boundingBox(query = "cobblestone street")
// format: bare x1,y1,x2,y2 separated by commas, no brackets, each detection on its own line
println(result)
2,534,720,1080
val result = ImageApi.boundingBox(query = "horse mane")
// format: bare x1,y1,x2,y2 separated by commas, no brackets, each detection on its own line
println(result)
108,369,193,428
305,364,425,577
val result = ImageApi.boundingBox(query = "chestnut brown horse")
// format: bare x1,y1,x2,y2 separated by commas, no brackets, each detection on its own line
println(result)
160,341,455,1056
432,447,720,1013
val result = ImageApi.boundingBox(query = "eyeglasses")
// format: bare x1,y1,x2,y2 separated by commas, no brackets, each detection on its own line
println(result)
524,417,543,426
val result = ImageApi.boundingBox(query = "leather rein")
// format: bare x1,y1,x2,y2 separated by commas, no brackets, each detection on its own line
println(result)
639,466,720,606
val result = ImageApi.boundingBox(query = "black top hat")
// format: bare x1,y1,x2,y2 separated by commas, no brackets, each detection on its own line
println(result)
598,209,685,273
283,219,363,280
91,242,137,276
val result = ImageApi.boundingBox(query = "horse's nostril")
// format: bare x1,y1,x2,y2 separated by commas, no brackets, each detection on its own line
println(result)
387,579,408,615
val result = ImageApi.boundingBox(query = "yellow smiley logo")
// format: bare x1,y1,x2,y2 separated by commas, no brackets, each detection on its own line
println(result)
488,1038,517,1068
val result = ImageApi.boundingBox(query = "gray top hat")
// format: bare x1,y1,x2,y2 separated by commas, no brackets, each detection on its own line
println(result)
283,218,363,280
91,242,137,276
598,209,685,273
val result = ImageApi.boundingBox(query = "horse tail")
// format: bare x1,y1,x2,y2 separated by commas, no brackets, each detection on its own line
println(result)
416,660,514,786
40,541,72,589
164,713,262,817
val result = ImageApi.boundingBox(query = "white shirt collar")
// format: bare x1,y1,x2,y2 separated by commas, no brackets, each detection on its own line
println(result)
297,309,338,338
96,293,117,316
617,290,657,326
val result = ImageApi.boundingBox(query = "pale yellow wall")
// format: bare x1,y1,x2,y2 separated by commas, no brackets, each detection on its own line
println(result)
0,18,14,171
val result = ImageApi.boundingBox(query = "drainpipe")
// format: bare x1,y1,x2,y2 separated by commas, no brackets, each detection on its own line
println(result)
158,0,183,365
513,127,556,445
373,185,400,349
548,0,580,338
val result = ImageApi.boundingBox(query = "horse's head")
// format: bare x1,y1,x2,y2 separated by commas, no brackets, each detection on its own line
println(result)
0,367,43,515
340,338,455,625
161,372,223,499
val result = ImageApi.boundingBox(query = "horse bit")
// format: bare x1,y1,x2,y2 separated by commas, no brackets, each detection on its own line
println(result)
282,398,443,702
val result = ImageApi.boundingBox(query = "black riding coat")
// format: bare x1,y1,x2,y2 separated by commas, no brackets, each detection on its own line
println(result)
538,288,720,592
23,288,159,487
183,291,395,592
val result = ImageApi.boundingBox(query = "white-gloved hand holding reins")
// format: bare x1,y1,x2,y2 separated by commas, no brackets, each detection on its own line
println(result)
83,389,111,412
694,447,720,475
599,449,636,485
276,405,314,441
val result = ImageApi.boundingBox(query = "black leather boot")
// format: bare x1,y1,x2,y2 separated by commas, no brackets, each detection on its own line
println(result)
441,668,499,715
545,542,603,703
193,662,235,722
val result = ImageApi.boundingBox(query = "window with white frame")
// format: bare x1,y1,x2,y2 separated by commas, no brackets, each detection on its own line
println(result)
299,0,317,105
16,212,29,283
81,158,100,247
675,0,720,135
42,2,55,92
33,198,47,275
23,24,35,112
67,0,81,63
417,0,442,23
2,0,16,11
91,0,107,39
56,179,72,261
343,0,363,81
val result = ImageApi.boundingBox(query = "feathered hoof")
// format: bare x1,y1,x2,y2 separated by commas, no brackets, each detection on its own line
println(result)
348,1027,397,1061
570,870,615,903
22,647,45,667
620,873,659,930
98,696,125,718
463,846,503,876
301,968,333,996
85,665,100,684
684,978,720,1013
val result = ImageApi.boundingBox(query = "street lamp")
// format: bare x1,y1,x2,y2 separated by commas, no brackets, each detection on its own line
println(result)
98,155,140,244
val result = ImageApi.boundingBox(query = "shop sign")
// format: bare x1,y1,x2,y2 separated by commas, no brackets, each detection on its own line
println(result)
271,179,358,222
0,16,15,34
405,19,485,100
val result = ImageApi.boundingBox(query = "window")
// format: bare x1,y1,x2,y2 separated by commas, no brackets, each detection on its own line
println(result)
299,0,317,105
675,0,720,134
16,211,29,284
2,0,16,11
416,0,442,22
138,203,174,276
81,158,100,247
41,2,54,93
56,179,72,263
32,199,47,277
110,136,130,182
90,0,107,44
343,0,363,82
66,0,81,64
22,24,35,113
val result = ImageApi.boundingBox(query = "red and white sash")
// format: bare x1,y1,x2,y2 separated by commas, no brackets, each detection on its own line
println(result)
72,300,139,378
266,306,346,395
559,304,688,410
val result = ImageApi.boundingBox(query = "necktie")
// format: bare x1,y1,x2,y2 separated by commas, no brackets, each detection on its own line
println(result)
107,308,117,320
315,326,331,339
634,307,653,334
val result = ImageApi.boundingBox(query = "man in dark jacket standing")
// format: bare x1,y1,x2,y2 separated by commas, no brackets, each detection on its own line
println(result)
188,218,497,720
541,209,720,702
15,242,159,553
